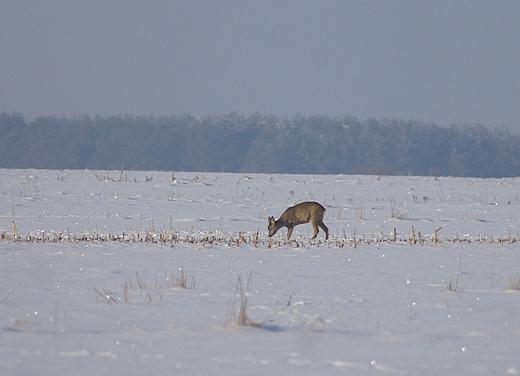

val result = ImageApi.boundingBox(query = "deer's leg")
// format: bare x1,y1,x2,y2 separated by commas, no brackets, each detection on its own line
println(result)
311,221,319,239
318,221,329,240
287,226,293,240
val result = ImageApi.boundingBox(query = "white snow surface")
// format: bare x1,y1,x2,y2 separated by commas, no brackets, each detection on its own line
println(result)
1,169,520,375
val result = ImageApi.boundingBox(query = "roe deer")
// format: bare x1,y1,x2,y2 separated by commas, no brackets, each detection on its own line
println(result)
268,201,329,240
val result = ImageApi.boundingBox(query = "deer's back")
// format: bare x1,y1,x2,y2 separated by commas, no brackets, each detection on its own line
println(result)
281,201,325,223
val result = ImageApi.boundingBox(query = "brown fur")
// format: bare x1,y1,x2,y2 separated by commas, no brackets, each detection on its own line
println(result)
268,201,328,240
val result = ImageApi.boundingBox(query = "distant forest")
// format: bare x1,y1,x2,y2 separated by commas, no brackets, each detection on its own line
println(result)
1,112,519,178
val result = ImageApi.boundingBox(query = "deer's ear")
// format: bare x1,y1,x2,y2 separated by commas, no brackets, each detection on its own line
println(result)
268,216,274,222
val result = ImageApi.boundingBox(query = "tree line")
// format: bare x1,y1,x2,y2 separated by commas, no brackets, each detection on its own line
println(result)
1,112,518,178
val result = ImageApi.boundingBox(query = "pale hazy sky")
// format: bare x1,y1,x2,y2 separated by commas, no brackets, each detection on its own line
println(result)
1,1,519,130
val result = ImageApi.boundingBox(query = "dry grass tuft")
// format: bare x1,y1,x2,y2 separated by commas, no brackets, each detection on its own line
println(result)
167,267,196,289
441,251,473,293
93,267,195,305
220,274,259,328
507,276,520,291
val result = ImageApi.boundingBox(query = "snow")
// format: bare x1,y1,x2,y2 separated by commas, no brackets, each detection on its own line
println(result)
1,169,520,375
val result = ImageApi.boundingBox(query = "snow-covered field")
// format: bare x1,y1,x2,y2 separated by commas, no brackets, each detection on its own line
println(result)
1,169,520,375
